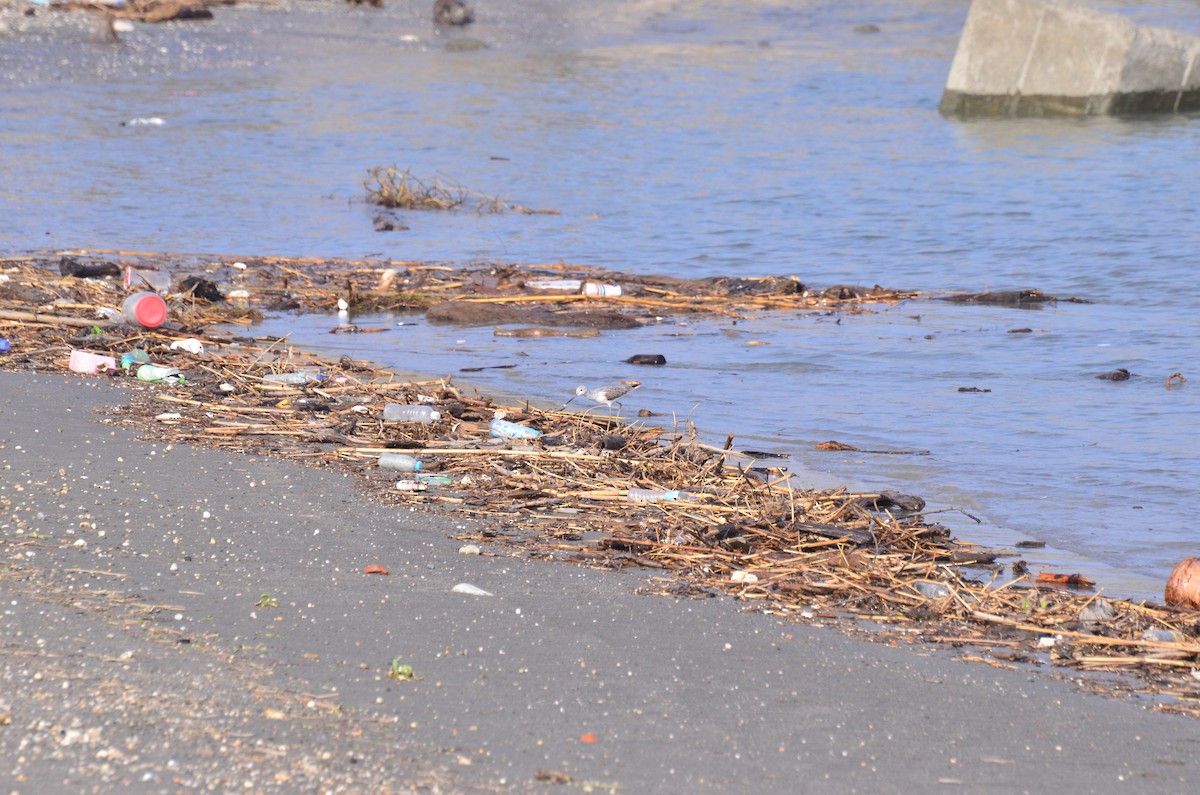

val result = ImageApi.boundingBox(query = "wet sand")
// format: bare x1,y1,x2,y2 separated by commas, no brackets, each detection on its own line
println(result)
3,371,1200,793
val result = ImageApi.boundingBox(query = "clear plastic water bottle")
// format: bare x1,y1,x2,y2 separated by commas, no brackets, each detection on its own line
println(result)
627,488,692,503
263,372,324,385
526,278,583,291
383,403,441,423
136,364,185,384
378,453,422,472
490,418,543,439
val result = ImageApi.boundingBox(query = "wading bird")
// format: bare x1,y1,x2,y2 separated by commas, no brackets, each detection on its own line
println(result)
562,382,640,415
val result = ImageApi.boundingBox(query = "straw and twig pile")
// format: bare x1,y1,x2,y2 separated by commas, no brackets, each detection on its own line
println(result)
2,252,1199,716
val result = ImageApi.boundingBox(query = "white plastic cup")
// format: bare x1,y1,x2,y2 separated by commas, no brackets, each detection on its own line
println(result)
121,291,168,328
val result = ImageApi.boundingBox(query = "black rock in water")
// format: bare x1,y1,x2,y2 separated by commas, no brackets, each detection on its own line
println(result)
625,354,667,366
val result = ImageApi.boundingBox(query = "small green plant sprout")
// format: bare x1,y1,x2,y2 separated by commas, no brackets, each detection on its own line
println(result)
257,593,279,608
388,657,416,681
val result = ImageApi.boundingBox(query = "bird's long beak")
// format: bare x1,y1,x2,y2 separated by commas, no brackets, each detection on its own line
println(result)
559,396,576,411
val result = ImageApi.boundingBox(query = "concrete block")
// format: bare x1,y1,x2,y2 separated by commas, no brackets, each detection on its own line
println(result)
940,0,1200,117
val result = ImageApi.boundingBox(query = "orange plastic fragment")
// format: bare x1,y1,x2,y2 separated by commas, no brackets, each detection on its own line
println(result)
579,733,598,744
363,564,390,575
1035,572,1095,588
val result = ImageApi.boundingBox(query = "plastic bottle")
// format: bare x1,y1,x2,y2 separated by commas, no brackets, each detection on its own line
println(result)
378,453,422,472
383,403,441,423
136,364,185,384
121,291,168,328
489,418,543,439
627,488,693,503
1141,628,1186,644
263,372,324,385
526,278,583,291
913,581,952,600
580,281,623,297
120,349,151,369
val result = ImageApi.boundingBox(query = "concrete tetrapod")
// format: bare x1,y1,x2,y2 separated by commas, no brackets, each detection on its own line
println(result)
940,0,1200,117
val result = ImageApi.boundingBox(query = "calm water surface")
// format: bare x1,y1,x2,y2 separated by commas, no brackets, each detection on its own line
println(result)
2,0,1198,596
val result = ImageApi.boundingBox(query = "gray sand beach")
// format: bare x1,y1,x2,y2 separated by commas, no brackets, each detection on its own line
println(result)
4,0,1200,790
3,372,1200,792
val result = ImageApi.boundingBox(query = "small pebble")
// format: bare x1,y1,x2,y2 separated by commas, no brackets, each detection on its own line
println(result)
458,544,481,555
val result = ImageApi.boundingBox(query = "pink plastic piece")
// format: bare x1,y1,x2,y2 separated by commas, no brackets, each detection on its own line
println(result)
69,349,118,375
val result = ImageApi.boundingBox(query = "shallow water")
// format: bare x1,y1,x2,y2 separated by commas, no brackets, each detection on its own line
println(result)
2,0,1199,597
